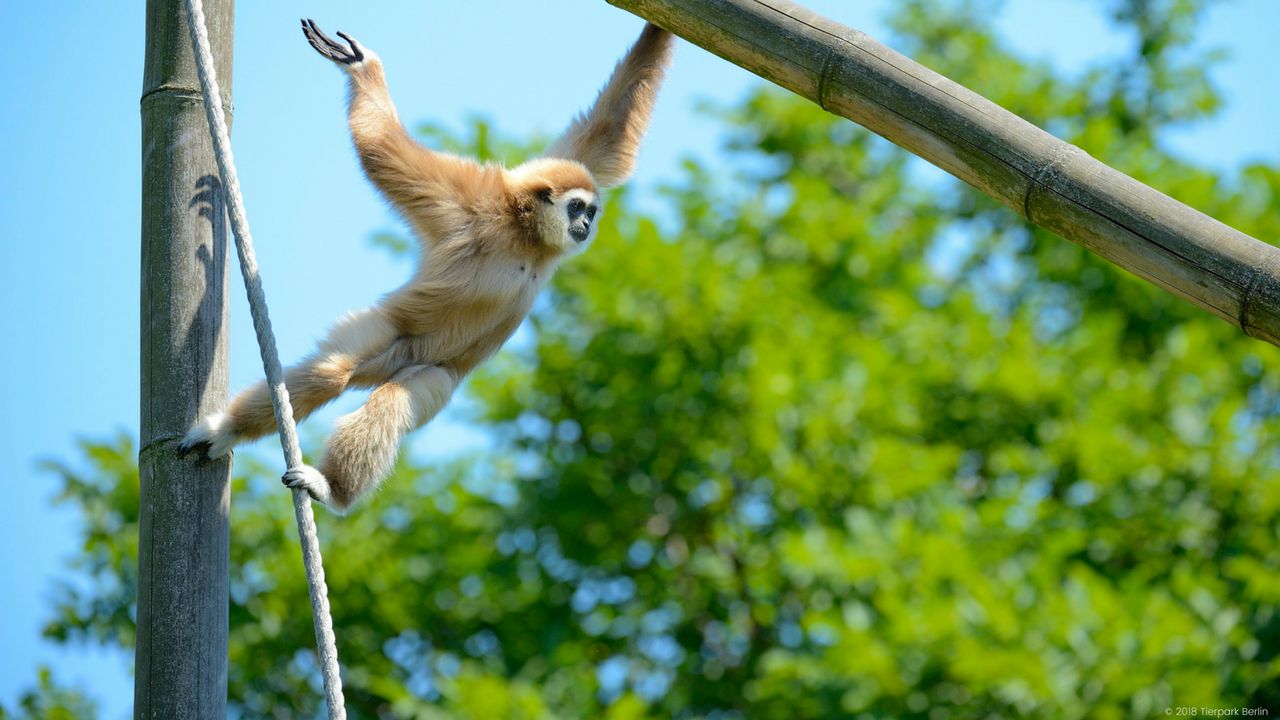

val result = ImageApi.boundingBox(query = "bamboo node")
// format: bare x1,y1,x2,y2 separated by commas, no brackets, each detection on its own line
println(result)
817,48,839,111
1239,255,1280,343
1022,144,1082,222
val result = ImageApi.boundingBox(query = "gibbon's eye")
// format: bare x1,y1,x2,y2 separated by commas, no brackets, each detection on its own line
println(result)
567,198,586,216
585,204,598,220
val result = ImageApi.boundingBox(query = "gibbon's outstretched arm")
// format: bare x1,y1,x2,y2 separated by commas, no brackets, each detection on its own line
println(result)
302,20,496,243
545,23,674,187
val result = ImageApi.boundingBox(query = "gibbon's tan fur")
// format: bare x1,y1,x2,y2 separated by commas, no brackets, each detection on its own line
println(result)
182,19,673,510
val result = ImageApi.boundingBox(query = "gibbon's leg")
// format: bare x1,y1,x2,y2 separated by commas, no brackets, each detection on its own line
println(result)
285,364,458,509
182,308,397,457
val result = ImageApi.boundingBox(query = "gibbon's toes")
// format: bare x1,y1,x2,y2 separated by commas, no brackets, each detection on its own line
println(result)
181,412,235,459
176,436,207,457
282,464,334,506
301,19,363,65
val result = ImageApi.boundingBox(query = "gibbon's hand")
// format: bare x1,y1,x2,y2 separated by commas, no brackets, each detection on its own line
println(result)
301,19,365,67
283,464,335,507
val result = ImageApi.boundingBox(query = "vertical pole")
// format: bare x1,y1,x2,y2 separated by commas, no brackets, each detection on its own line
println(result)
137,0,233,716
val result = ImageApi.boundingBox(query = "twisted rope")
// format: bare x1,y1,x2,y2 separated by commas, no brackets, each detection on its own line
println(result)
182,1,346,716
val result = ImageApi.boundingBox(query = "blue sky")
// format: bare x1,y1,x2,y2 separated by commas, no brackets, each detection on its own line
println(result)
0,1,1275,717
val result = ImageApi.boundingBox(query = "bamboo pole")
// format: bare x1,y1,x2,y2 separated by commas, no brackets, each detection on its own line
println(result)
608,0,1280,347
137,0,233,716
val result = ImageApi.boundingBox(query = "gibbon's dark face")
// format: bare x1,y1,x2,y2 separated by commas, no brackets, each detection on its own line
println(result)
566,194,599,243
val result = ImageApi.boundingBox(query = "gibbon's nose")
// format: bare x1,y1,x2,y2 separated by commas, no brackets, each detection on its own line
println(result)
570,222,590,243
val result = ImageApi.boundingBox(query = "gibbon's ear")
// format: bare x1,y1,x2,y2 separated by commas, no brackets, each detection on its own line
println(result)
536,188,555,205
545,23,673,188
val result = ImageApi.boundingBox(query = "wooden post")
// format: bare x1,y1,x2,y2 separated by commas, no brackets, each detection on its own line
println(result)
608,0,1280,348
137,0,233,716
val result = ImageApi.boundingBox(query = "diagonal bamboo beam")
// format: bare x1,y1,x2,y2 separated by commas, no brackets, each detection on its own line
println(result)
609,0,1280,347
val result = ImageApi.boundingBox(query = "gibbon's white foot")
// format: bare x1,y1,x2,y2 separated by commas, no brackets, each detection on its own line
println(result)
179,411,237,459
282,464,336,508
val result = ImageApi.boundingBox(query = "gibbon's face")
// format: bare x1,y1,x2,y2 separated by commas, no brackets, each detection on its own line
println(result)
538,187,600,255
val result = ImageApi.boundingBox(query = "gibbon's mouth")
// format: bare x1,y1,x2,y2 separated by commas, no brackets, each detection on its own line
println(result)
570,225,590,243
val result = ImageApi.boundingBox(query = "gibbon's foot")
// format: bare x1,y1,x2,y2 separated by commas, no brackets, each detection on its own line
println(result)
301,19,365,66
282,464,335,507
179,411,236,459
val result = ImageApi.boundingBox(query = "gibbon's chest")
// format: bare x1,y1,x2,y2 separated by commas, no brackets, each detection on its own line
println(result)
391,238,558,336
466,252,552,306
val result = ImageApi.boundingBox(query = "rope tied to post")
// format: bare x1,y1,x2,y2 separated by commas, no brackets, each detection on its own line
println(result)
182,0,347,716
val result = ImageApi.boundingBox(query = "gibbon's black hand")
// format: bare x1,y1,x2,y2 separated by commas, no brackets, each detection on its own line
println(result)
301,19,364,65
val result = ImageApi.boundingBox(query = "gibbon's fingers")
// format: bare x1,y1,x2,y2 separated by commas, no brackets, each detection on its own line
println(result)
335,31,365,61
303,19,351,61
301,19,362,65
303,19,342,54
301,19,339,59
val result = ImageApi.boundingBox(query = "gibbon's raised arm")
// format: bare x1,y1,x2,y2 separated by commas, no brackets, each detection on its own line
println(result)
545,23,674,188
303,20,498,243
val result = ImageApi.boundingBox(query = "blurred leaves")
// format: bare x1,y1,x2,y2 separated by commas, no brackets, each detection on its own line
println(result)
0,668,98,720
26,0,1280,717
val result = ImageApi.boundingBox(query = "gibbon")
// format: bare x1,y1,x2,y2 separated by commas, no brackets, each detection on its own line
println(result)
181,19,674,510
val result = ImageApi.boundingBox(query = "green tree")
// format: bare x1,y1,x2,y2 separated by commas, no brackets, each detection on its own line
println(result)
25,0,1280,717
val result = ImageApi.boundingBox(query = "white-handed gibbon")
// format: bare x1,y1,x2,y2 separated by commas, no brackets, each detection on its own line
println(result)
181,19,674,510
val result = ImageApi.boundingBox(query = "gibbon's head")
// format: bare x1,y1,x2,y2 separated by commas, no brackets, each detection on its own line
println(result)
511,159,601,256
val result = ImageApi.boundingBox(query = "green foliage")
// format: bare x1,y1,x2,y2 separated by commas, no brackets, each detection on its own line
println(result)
0,668,98,720
31,0,1280,717
41,434,139,650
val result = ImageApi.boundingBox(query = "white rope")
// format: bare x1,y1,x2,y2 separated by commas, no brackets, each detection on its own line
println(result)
182,1,347,717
